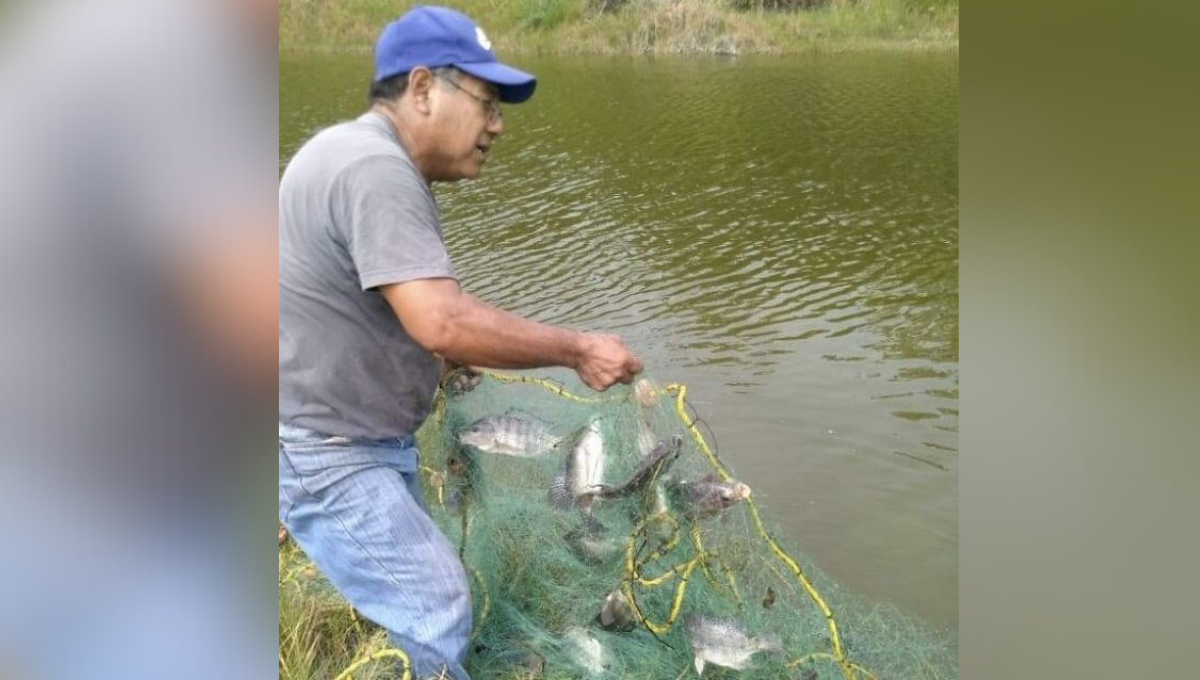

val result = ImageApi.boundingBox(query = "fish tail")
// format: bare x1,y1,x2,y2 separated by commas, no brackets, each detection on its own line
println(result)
759,632,784,655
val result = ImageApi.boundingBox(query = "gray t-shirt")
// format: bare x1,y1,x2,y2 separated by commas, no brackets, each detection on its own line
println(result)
279,111,458,439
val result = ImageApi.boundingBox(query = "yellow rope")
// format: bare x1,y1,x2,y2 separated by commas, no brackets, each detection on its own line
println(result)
666,382,861,680
621,514,707,635
690,526,727,597
639,512,682,563
419,465,447,507
666,383,731,481
467,564,490,628
478,370,617,404
623,556,702,635
333,648,412,680
435,374,876,680
790,654,880,680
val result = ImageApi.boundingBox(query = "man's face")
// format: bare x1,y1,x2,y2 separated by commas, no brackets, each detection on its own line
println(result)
428,72,504,181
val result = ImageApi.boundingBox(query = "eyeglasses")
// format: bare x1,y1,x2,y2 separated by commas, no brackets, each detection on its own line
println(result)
436,75,503,124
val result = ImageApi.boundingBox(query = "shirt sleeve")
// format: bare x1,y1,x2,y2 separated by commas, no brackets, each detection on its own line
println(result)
330,154,459,291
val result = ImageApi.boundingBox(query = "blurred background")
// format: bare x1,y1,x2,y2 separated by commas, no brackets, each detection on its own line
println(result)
0,1,277,678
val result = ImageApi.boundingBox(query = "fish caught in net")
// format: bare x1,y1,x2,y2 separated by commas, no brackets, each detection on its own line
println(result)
281,371,958,679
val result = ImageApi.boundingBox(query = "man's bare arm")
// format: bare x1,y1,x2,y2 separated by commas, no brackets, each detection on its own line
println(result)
380,278,642,391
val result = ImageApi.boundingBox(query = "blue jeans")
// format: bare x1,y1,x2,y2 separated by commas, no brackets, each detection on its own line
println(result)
278,423,472,680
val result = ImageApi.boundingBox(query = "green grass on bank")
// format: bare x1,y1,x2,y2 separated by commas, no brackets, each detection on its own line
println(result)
281,0,958,55
280,541,389,680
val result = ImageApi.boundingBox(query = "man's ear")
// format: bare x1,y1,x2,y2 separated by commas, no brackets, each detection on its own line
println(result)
407,67,436,114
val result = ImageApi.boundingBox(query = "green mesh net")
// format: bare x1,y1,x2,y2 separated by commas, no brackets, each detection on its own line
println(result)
280,371,958,680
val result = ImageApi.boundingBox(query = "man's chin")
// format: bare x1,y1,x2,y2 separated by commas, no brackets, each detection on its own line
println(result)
432,160,485,183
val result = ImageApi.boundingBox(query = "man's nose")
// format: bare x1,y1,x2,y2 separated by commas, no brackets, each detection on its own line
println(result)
487,115,504,136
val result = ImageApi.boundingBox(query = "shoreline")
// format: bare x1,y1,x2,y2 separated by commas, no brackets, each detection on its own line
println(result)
281,0,958,56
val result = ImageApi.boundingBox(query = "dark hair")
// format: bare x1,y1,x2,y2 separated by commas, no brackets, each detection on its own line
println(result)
368,66,459,106
368,73,409,105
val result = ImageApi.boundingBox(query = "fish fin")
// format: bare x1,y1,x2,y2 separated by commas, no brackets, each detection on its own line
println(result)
759,631,784,655
554,423,586,452
504,407,548,424
694,657,705,676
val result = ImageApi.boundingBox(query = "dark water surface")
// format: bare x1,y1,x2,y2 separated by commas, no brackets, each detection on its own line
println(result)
281,51,959,632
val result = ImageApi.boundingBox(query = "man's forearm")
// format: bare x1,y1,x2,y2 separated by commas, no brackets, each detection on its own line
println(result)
381,277,638,390
433,293,585,370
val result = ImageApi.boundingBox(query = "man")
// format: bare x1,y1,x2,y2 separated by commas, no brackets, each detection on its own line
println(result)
278,6,643,679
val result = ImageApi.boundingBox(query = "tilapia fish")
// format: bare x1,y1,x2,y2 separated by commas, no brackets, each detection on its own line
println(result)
548,417,606,512
683,613,783,675
457,412,560,457
668,475,752,520
596,435,683,499
596,588,637,632
561,627,609,676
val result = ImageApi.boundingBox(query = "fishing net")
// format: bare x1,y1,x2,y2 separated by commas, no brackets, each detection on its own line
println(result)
280,371,958,680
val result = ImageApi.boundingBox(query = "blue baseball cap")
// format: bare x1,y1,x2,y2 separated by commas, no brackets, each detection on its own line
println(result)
374,6,537,104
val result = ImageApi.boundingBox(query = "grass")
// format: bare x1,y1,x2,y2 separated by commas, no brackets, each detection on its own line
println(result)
279,542,395,680
280,0,958,55
279,539,587,680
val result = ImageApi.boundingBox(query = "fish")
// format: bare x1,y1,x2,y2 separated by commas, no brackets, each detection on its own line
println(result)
595,588,637,632
667,474,752,520
563,515,621,566
636,415,658,458
548,417,606,512
457,412,560,457
633,377,661,408
596,435,682,499
683,613,783,675
561,627,609,676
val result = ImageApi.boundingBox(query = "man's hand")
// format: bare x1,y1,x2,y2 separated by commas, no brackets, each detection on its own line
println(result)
441,360,482,395
575,333,644,391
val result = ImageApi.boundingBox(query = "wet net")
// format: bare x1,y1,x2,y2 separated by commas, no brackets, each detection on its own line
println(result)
279,371,958,680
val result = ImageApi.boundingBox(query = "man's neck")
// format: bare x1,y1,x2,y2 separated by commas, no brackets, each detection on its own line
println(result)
371,104,435,186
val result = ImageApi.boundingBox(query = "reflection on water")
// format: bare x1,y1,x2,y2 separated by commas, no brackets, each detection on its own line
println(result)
281,51,959,631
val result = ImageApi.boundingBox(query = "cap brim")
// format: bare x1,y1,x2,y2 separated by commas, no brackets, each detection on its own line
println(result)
454,61,537,104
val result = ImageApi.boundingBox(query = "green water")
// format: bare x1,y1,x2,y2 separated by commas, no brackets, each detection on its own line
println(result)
281,51,959,632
